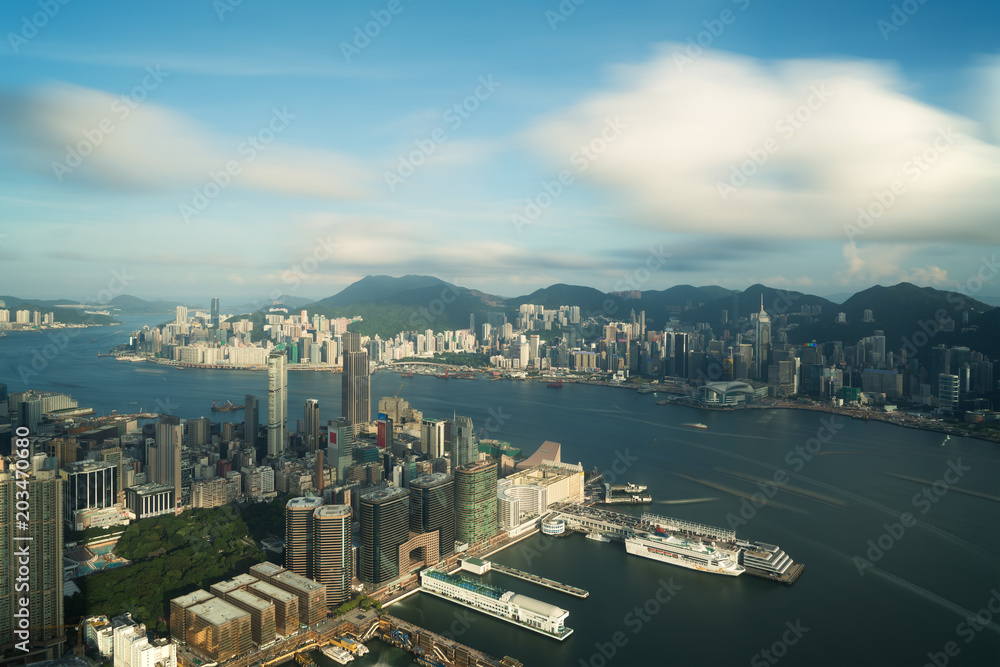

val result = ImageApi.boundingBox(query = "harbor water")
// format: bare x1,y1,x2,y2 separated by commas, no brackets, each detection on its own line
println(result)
2,317,998,666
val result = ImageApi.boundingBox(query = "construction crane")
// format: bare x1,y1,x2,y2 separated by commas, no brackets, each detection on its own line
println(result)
26,622,85,656
393,384,403,400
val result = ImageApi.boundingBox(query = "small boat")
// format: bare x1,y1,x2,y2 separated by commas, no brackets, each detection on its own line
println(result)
683,423,708,429
586,532,611,542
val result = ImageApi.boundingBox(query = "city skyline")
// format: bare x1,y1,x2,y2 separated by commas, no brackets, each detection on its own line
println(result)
0,1,997,303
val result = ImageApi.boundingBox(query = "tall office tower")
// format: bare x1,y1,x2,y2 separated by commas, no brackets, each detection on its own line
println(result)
1,466,64,653
267,350,287,457
313,505,352,606
359,487,409,586
450,416,477,468
929,345,951,395
938,374,960,411
175,305,188,326
754,296,771,381
341,332,370,426
469,313,475,334
149,415,182,510
304,399,320,453
285,496,323,579
210,297,220,328
19,398,42,435
731,291,740,329
328,418,356,484
409,473,455,557
62,460,119,520
453,460,498,546
243,395,259,447
673,332,688,379
420,418,447,459
187,417,210,447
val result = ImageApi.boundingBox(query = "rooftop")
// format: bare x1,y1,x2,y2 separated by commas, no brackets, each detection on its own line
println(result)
410,472,453,488
247,581,297,602
171,589,214,609
287,496,324,509
227,588,274,611
188,598,251,626
273,570,325,593
361,486,409,503
314,504,351,518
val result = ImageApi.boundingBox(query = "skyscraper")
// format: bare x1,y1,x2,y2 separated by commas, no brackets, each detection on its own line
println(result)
1,465,64,653
359,487,409,586
328,418,356,484
304,399,320,453
313,504,352,606
175,305,188,326
244,395,259,447
451,415,477,468
149,415,182,510
410,473,455,557
210,297,220,328
285,496,323,579
341,332,370,426
267,350,287,457
755,296,771,381
420,418,447,459
454,460,498,546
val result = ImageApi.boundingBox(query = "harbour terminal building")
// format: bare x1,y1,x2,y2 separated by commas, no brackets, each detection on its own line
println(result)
420,568,573,641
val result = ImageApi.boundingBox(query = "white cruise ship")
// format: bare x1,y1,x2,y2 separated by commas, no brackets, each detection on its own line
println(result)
626,527,744,576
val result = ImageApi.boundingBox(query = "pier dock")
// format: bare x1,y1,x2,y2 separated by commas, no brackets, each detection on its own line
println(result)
488,562,590,598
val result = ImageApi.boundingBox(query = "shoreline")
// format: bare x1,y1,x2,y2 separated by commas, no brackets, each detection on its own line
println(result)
95,355,999,444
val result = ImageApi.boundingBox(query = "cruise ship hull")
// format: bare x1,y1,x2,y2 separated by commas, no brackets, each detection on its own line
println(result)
625,535,744,576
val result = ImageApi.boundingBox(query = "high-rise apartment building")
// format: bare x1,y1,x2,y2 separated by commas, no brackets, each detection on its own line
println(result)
409,473,454,557
149,416,182,511
454,460,498,546
267,349,287,457
1,465,64,654
313,504,352,606
342,332,370,426
285,496,323,579
359,487,409,586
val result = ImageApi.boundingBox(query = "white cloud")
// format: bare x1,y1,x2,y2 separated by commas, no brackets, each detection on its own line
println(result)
525,46,1000,244
0,83,372,200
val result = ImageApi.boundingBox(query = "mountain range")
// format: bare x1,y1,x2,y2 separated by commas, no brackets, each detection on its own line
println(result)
8,276,996,360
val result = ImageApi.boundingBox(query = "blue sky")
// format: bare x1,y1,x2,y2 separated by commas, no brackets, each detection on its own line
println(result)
1,0,997,305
